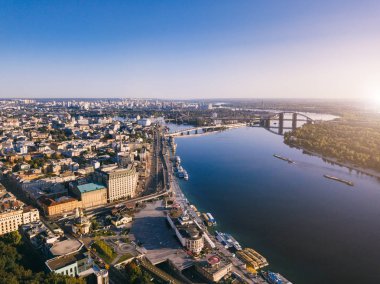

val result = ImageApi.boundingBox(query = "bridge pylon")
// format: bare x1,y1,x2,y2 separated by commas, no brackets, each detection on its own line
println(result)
279,113,284,135
292,113,297,130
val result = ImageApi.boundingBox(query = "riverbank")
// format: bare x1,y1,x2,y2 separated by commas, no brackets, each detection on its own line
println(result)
172,130,224,139
287,143,380,179
167,144,261,284
173,126,380,284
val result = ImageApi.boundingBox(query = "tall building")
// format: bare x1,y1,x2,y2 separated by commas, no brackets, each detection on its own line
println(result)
95,165,138,202
0,183,40,235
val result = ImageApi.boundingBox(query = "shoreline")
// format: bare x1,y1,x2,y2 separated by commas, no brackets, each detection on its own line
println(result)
168,154,260,284
287,143,380,179
169,131,224,139
165,124,380,284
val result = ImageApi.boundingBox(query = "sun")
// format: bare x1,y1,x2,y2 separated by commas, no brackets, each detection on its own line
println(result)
365,82,380,108
375,95,380,105
370,93,380,107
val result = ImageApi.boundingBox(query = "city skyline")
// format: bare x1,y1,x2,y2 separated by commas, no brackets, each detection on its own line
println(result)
1,1,380,101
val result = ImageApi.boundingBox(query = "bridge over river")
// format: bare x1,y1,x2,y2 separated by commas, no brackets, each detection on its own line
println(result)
258,112,314,135
165,123,247,137
165,112,314,137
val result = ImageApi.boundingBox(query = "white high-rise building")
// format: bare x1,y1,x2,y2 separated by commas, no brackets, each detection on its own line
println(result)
96,165,138,202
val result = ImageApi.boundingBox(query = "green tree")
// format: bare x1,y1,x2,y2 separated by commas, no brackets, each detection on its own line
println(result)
0,231,22,246
124,261,153,284
0,237,84,284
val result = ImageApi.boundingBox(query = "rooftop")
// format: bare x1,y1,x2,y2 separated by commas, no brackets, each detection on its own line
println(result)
49,239,83,256
171,215,202,240
77,183,105,193
39,196,78,206
101,164,133,174
46,250,88,271
197,254,232,275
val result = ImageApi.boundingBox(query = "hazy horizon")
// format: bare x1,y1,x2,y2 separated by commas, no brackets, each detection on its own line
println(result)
1,1,380,102
0,96,366,102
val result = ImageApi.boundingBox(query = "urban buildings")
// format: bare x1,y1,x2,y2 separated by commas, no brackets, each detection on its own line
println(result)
19,217,108,283
195,255,233,282
111,214,132,228
95,165,138,202
72,182,107,208
137,118,152,127
38,196,82,216
0,183,40,235
72,208,91,235
0,98,268,283
167,210,204,255
45,240,109,284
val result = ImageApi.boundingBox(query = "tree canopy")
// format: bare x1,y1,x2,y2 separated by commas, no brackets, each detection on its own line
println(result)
124,261,152,284
0,232,84,284
285,120,380,171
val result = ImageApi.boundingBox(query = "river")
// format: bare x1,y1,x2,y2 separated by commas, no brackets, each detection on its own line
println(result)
166,122,380,284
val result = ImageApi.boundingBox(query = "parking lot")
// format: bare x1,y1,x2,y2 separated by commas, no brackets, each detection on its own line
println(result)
129,200,193,270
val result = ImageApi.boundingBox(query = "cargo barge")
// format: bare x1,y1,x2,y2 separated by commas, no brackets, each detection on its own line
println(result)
237,248,268,270
273,154,294,164
323,174,354,186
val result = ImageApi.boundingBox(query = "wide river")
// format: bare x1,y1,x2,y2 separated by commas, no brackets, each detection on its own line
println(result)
167,123,380,284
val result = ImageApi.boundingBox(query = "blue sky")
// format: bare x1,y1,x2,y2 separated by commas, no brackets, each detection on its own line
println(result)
1,0,380,100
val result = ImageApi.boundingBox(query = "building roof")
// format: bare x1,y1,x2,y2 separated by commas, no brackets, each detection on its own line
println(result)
46,250,87,271
77,183,105,193
100,164,134,176
50,239,83,256
197,254,232,274
39,196,78,206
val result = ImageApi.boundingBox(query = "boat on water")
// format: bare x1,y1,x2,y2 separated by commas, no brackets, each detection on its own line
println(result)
273,154,294,164
261,271,292,284
183,170,189,180
176,166,186,178
206,212,217,226
202,213,213,226
323,174,354,186
177,171,185,178
190,204,199,214
215,231,242,251
237,248,268,270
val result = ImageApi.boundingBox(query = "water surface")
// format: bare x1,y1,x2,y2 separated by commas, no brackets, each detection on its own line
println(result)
173,126,380,284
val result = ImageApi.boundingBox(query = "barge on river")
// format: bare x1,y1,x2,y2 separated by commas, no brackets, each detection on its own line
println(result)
273,154,295,164
323,174,354,186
